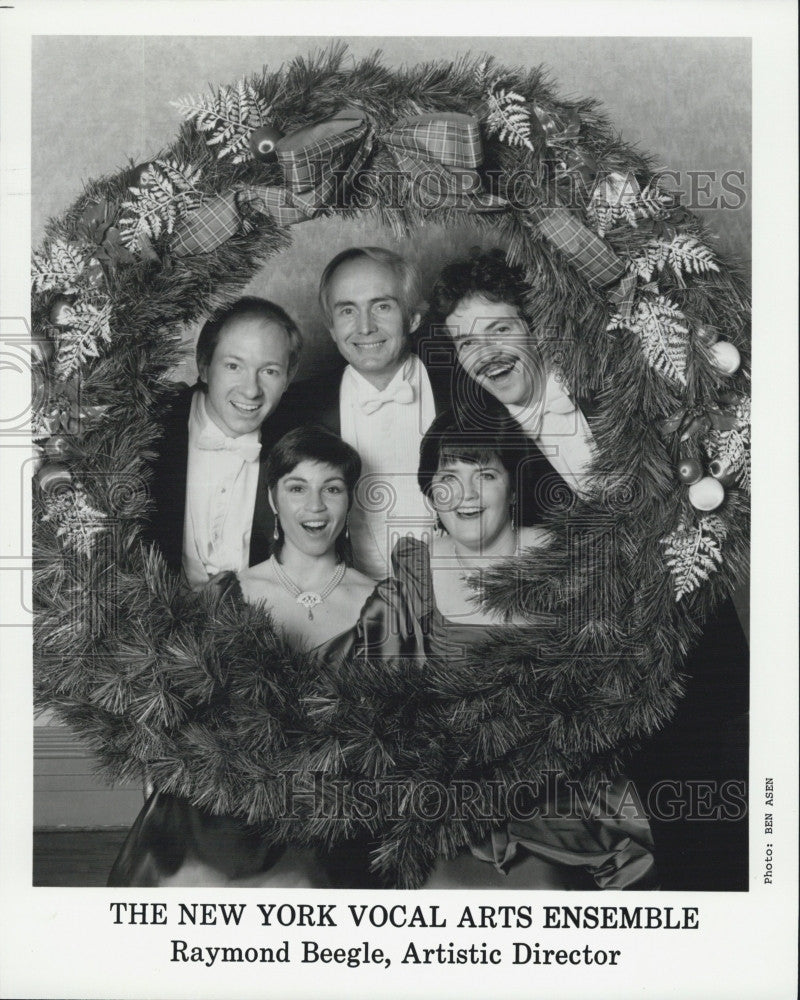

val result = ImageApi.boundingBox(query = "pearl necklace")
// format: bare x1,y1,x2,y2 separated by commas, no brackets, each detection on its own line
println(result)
270,555,346,620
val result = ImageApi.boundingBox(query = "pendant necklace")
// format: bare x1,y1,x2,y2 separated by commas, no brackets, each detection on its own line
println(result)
270,555,346,620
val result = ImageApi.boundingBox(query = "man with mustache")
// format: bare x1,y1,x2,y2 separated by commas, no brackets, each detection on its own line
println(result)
147,296,302,589
277,246,473,579
428,248,596,506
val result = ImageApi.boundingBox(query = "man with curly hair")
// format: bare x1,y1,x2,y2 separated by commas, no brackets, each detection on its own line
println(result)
426,247,598,500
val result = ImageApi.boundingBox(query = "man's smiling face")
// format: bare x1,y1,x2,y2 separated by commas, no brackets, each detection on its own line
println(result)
200,316,291,437
326,257,420,389
444,295,543,408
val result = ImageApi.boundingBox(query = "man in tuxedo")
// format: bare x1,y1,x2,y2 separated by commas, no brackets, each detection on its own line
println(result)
147,296,302,588
280,247,466,579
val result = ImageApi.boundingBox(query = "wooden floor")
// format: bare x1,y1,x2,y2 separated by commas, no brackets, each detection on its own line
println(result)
33,829,129,887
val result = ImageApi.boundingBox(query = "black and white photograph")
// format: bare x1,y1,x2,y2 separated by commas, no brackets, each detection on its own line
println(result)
1,3,797,999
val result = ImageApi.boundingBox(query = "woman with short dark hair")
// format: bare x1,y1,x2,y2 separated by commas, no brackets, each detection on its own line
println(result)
391,412,657,888
108,425,416,888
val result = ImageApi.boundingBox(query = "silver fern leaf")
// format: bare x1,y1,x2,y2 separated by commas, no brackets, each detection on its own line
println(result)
477,61,533,150
54,301,112,379
662,516,727,601
42,484,107,556
705,396,751,493
173,79,271,163
32,238,88,294
634,234,719,282
119,157,203,250
608,294,689,385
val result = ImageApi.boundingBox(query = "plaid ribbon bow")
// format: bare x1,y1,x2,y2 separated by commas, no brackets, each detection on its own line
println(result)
172,109,502,257
527,205,637,320
378,112,504,211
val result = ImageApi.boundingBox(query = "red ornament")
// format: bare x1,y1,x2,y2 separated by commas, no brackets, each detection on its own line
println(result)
129,161,152,188
45,435,72,460
249,125,283,162
38,462,72,494
81,200,109,229
709,458,738,487
677,458,703,485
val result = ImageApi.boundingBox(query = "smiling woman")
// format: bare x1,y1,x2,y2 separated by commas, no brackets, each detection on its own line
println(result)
238,426,375,649
417,410,546,626
108,424,410,887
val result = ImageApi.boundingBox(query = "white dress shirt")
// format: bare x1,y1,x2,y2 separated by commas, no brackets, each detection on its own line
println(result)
340,355,437,580
507,370,597,495
182,391,261,589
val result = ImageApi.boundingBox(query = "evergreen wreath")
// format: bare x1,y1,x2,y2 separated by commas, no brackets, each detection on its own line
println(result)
32,45,750,888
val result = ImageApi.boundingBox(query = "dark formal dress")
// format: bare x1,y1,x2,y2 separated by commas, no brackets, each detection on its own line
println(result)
391,536,658,890
488,384,749,890
107,577,421,888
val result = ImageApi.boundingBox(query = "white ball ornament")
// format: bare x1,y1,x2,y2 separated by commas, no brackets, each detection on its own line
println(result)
688,476,725,511
49,296,75,327
708,340,741,375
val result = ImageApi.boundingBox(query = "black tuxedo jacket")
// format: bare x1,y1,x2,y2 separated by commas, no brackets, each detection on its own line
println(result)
145,385,279,573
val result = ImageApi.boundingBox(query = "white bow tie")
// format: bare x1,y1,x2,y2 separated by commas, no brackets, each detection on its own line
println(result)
196,432,261,462
360,379,415,415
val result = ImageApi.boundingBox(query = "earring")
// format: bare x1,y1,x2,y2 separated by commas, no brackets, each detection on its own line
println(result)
510,500,517,532
344,514,350,540
434,516,446,536
273,516,280,541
